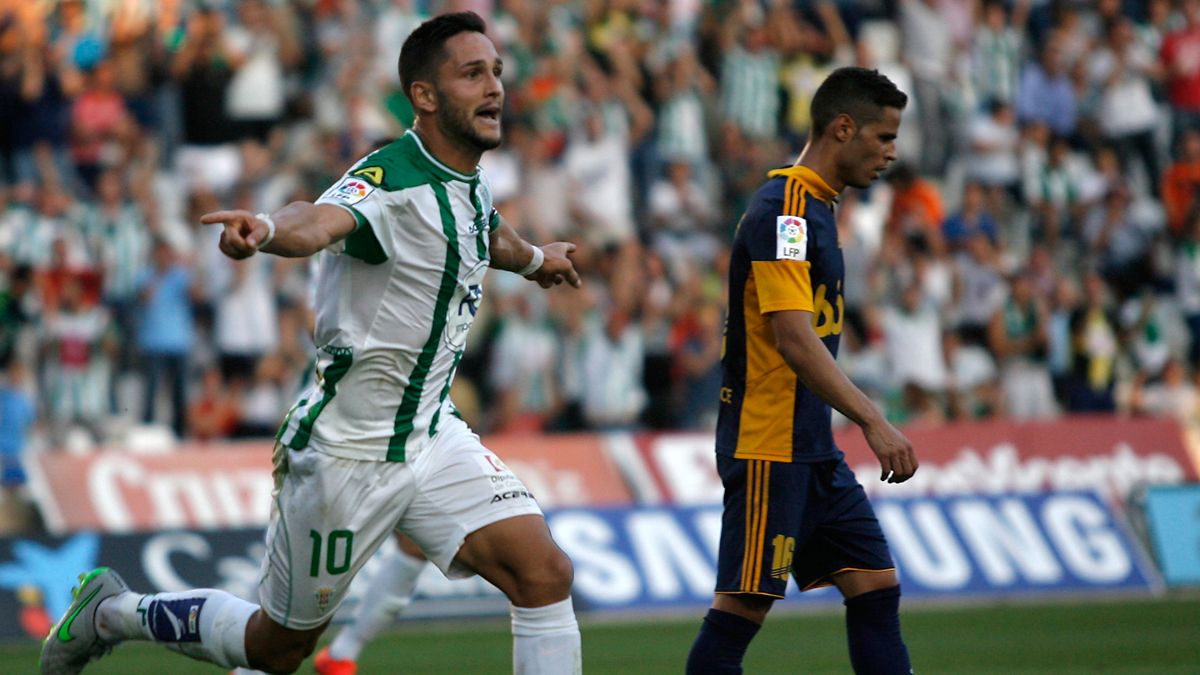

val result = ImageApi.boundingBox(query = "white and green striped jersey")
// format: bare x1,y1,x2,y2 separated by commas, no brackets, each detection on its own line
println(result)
277,130,500,462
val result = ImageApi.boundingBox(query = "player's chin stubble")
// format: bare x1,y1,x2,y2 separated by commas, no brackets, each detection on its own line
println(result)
438,98,502,152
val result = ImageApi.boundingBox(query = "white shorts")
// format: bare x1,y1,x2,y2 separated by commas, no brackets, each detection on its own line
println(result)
257,415,542,629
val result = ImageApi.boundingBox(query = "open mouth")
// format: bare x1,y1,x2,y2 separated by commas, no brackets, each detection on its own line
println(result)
476,106,501,124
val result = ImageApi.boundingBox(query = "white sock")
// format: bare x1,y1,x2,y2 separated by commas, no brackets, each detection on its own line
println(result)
98,589,255,669
329,548,426,661
511,598,581,675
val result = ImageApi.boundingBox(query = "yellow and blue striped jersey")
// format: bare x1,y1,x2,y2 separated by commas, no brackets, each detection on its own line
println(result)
715,165,845,463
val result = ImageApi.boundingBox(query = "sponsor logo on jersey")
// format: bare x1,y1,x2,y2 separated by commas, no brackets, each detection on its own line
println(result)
491,489,535,503
351,166,384,186
776,216,807,261
328,178,375,206
316,587,334,613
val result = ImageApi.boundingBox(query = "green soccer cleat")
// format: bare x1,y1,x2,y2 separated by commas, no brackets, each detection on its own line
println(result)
40,567,130,675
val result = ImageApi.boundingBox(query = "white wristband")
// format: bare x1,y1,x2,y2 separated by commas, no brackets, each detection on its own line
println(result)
517,245,544,277
255,212,277,249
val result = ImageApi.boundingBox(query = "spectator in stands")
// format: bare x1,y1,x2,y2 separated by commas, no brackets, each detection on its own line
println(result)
579,299,647,431
564,103,636,247
43,275,112,437
648,160,721,278
944,327,1000,420
488,291,561,433
137,237,196,437
223,0,300,143
69,60,132,192
1121,290,1174,381
1162,128,1200,236
963,99,1021,207
1161,0,1200,139
952,231,1006,347
1176,212,1200,367
171,5,241,194
187,365,239,442
1068,271,1121,412
1082,185,1154,300
1130,357,1199,422
1016,37,1078,138
1087,15,1164,197
887,161,946,255
972,0,1023,106
1048,275,1081,405
83,169,147,407
943,182,1000,251
883,280,947,423
899,0,956,176
718,13,781,142
988,270,1057,419
670,285,723,431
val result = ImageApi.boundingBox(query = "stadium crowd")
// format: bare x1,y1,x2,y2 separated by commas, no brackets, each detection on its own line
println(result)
2,0,1200,494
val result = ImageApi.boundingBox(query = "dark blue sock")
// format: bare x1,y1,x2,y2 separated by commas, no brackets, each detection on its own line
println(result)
844,586,912,674
686,608,761,674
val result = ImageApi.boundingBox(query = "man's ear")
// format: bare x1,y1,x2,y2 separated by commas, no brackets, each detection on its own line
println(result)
832,113,856,143
410,80,437,116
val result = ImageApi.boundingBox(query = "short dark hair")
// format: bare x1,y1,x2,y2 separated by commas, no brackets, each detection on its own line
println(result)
398,12,489,105
810,67,907,134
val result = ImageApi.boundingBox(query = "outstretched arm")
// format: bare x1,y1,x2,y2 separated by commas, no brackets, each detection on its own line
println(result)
489,219,582,289
769,309,919,483
200,202,357,260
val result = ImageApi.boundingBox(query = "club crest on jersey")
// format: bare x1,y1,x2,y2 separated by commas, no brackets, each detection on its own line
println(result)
776,216,807,261
328,177,375,206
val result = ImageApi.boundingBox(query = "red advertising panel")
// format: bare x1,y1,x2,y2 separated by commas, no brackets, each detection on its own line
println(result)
29,434,631,534
621,417,1199,505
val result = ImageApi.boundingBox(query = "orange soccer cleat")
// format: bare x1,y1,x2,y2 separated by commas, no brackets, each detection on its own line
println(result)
313,646,357,675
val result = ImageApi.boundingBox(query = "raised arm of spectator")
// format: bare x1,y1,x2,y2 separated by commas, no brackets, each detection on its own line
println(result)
200,203,357,260
269,3,302,69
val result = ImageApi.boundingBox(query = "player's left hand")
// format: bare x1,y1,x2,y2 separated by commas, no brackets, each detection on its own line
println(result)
526,242,582,289
863,419,919,483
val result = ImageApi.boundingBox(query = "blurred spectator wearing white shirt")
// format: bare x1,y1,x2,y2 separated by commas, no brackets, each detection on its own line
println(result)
883,281,947,422
1088,16,1165,197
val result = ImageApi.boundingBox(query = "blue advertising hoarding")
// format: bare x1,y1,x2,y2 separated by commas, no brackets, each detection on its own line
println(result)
0,491,1158,641
1143,484,1200,586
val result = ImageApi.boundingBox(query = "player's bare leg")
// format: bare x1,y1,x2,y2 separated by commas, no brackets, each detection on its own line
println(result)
454,514,580,674
833,570,912,675
315,533,430,675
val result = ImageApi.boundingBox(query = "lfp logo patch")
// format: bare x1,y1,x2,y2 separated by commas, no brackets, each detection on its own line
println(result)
327,177,375,206
776,216,807,261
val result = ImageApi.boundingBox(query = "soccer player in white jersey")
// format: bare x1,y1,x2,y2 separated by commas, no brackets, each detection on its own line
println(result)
41,12,583,675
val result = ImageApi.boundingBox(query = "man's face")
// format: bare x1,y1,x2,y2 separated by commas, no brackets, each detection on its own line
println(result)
431,31,504,152
840,106,901,190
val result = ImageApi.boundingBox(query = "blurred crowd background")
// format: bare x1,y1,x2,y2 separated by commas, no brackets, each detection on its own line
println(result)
2,0,1200,498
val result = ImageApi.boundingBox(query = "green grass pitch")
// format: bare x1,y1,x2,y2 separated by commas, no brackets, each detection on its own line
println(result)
11,595,1199,673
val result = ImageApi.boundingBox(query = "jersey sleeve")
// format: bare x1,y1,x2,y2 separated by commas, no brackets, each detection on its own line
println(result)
314,169,395,264
743,197,814,314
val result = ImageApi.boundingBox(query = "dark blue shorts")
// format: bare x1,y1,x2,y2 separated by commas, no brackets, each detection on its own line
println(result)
714,455,894,598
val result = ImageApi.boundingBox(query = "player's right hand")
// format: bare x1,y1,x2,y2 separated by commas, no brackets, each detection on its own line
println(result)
863,419,918,484
200,209,269,260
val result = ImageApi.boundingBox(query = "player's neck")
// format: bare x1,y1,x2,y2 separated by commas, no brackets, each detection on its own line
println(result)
411,123,482,176
794,141,845,194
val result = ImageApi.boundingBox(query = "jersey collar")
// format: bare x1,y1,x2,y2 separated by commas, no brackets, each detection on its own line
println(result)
767,165,839,202
405,130,480,183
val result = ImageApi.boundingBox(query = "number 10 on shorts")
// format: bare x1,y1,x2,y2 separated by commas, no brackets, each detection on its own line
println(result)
309,529,354,577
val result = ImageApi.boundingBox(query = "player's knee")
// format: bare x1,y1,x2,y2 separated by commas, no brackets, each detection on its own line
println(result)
251,643,315,674
245,619,322,674
511,549,574,605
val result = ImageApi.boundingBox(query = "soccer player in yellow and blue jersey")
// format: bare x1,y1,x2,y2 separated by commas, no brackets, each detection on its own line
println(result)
687,67,918,674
